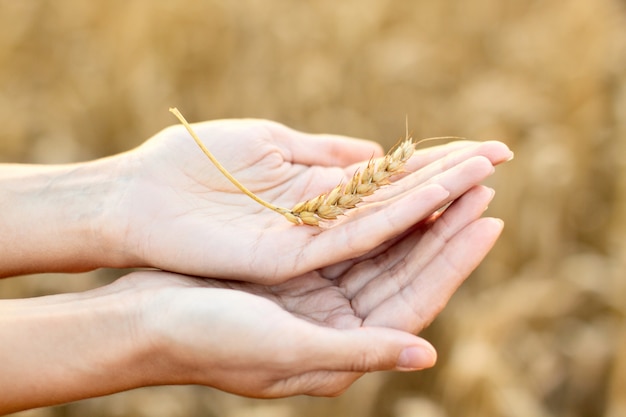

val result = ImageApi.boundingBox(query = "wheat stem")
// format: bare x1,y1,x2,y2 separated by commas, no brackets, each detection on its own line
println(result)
168,108,295,221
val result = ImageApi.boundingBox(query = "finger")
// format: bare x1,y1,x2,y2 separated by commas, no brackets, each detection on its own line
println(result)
368,141,511,203
341,140,512,189
411,140,477,161
346,185,495,305
319,223,418,280
270,123,385,167
407,140,513,172
321,209,440,284
300,184,450,272
268,326,437,397
341,140,477,178
363,216,504,332
318,207,438,280
346,155,495,240
304,326,437,374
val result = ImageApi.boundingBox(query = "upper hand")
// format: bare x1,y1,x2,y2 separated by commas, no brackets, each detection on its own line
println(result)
106,119,512,283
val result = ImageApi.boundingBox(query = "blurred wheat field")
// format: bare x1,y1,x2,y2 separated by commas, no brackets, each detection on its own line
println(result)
1,1,625,416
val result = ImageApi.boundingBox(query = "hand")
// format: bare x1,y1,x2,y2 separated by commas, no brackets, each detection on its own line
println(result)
0,183,501,413
132,184,501,397
107,119,512,283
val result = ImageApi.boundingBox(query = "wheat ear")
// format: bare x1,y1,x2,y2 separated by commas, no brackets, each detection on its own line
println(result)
289,129,462,225
170,108,461,226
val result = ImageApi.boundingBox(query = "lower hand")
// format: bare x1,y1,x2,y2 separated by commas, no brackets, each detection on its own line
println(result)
132,184,501,397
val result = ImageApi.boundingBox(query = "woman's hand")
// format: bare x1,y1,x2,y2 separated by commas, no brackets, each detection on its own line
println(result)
134,183,502,397
107,119,512,282
0,183,501,413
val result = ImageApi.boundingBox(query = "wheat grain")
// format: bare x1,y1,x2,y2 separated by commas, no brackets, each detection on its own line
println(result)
170,107,459,226
289,137,417,225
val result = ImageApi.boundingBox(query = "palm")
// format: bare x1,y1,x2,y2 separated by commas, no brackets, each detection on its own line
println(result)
120,119,511,283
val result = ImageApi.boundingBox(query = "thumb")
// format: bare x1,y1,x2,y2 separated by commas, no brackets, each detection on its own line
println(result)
307,326,437,373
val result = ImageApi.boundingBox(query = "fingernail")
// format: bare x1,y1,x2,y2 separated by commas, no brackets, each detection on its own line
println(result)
396,346,437,371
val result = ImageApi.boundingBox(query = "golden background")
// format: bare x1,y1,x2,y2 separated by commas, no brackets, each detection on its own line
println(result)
1,1,625,416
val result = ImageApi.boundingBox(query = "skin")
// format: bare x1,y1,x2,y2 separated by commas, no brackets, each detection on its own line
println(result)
0,119,512,282
0,185,502,413
0,119,513,413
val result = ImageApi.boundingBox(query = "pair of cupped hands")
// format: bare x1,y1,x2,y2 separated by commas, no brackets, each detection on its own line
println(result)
89,118,512,398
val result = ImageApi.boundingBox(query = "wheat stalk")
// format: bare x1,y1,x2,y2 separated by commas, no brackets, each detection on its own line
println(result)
169,107,460,226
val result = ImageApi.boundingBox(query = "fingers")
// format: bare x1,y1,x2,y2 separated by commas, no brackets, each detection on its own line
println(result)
271,124,385,167
276,326,437,397
349,186,504,332
362,217,503,333
344,185,495,302
368,140,511,203
300,184,450,272
300,155,495,276
317,142,510,279
341,140,512,190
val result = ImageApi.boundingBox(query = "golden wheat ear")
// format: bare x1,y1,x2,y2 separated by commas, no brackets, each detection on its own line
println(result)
169,107,461,226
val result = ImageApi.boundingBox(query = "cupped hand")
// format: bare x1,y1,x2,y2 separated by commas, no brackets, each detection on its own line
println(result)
108,119,511,283
124,184,501,398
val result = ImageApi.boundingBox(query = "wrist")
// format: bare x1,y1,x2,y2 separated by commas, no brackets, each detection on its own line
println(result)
85,152,147,269
0,156,141,276
0,279,155,413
